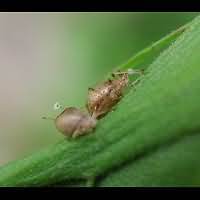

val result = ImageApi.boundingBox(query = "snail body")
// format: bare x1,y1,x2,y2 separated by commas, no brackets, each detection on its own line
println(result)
55,107,97,138
43,107,97,138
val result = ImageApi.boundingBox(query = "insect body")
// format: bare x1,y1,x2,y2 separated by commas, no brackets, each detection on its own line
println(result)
43,107,97,138
86,68,143,119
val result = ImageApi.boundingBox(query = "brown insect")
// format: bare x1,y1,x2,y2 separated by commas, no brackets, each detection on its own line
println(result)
86,68,143,119
43,107,97,138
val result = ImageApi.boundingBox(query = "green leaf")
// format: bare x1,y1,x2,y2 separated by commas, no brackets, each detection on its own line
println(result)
98,133,200,186
0,15,199,187
104,22,188,80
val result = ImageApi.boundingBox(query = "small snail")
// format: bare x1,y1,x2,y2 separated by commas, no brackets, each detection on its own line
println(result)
86,68,144,119
43,107,97,138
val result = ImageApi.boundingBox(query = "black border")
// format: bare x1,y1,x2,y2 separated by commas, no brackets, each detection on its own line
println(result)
0,1,199,196
0,0,200,12
1,187,200,197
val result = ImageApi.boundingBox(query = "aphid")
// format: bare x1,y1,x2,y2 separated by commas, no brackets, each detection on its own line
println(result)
86,68,143,119
43,107,97,138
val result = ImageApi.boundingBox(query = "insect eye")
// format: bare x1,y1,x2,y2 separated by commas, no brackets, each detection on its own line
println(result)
53,102,63,110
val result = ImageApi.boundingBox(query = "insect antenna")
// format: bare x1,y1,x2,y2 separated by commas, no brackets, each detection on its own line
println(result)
113,68,143,76
42,116,55,120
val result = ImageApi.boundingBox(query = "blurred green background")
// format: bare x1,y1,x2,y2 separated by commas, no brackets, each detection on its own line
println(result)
0,12,198,165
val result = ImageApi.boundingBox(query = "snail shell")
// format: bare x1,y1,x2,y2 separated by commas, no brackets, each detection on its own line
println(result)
55,107,97,138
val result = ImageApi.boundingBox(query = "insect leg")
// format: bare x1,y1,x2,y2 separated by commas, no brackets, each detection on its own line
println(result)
113,69,141,76
42,116,55,120
130,78,141,88
88,87,95,91
111,72,117,78
127,68,144,75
